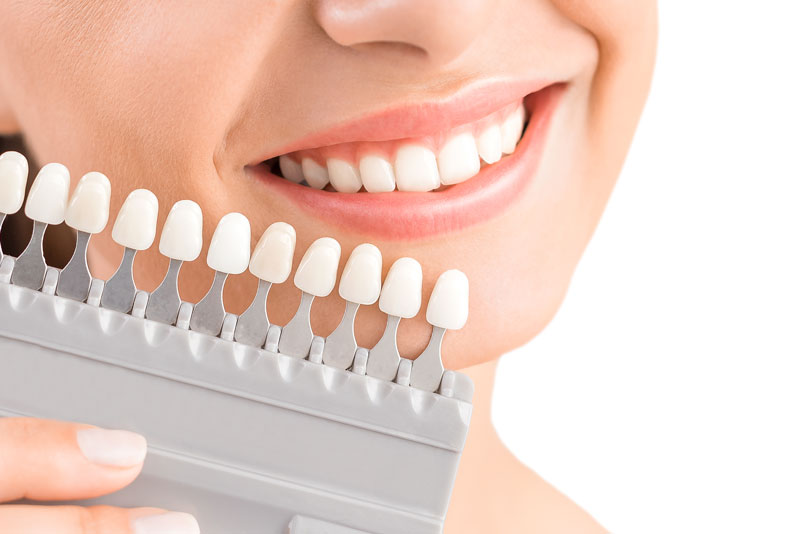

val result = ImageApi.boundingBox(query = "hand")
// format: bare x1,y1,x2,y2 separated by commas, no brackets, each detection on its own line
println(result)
0,418,199,534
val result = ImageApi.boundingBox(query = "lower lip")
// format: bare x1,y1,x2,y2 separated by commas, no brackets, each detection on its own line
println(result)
247,84,563,241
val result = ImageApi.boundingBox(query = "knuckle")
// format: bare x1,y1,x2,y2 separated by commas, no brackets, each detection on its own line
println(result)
78,505,108,534
84,505,121,534
63,505,97,534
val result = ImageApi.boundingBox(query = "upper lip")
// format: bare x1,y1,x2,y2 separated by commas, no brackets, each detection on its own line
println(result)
247,77,555,164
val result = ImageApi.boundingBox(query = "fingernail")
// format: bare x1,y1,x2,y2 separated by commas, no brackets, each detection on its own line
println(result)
131,512,200,534
76,428,147,467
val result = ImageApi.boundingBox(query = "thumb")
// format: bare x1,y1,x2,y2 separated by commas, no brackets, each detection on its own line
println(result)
0,418,146,502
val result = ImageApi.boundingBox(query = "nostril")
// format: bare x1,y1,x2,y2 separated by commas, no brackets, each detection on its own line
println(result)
315,0,494,66
347,41,428,60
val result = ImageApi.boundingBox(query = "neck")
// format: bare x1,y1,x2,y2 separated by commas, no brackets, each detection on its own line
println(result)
444,359,606,534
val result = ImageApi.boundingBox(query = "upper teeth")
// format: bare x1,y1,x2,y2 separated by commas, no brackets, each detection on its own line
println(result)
275,101,527,193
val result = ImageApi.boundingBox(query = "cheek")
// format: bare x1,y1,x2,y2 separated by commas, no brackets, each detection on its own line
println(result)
0,2,275,179
445,3,658,367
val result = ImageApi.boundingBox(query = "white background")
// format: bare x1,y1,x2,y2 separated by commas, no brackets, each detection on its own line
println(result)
494,2,800,533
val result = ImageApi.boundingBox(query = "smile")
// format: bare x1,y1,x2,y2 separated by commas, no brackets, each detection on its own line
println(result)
247,81,563,239
266,99,525,193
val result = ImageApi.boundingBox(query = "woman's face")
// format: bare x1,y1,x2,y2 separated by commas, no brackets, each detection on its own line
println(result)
0,1,656,368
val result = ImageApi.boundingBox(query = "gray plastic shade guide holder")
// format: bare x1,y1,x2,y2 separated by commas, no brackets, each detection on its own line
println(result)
0,274,473,534
289,516,373,534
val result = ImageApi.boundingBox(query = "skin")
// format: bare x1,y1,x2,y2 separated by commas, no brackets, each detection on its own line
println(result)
0,1,657,532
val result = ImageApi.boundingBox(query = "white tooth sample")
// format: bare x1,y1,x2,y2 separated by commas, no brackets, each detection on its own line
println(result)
339,243,382,305
501,104,526,154
0,151,28,214
206,212,251,274
64,172,111,234
279,156,304,184
394,145,440,192
327,158,362,193
301,158,329,189
159,200,203,261
24,163,70,224
379,257,422,318
425,269,469,330
359,155,395,192
111,189,159,250
249,221,296,283
437,133,481,185
293,237,341,297
477,124,503,164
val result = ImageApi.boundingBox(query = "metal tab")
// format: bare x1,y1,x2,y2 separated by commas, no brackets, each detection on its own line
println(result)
145,258,183,324
234,278,272,347
0,213,6,264
409,326,446,392
277,291,315,358
11,221,48,290
189,270,229,336
322,300,360,369
365,314,402,381
56,230,92,301
100,246,138,313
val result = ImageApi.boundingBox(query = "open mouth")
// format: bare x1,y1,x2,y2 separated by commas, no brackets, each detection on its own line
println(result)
260,99,527,193
247,82,563,239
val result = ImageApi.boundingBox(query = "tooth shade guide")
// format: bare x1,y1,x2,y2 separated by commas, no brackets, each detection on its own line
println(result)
322,243,382,369
190,212,252,335
0,151,29,216
0,160,472,393
280,236,342,358
411,269,469,392
0,278,473,532
24,163,70,225
11,163,72,290
64,172,112,234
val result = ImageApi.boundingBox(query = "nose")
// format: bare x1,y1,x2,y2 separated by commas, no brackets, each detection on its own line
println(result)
314,0,494,66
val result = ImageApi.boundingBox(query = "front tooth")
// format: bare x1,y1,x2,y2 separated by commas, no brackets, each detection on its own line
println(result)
339,243,382,305
0,151,28,215
293,237,341,297
477,124,503,164
425,269,469,330
437,133,481,185
279,156,304,184
501,104,525,154
379,257,422,318
301,158,329,189
359,155,395,192
206,212,251,274
159,200,203,261
24,163,70,224
111,189,159,250
249,221,296,283
64,172,111,234
327,158,362,193
394,145,440,192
